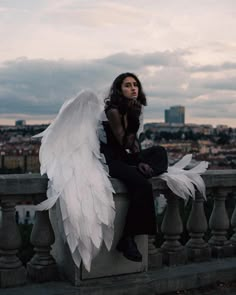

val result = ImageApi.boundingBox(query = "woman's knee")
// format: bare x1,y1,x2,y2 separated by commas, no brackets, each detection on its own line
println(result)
153,146,168,164
152,145,167,156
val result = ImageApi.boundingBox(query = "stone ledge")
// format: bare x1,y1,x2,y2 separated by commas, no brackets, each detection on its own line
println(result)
1,170,236,198
0,266,27,288
80,257,236,295
2,258,236,295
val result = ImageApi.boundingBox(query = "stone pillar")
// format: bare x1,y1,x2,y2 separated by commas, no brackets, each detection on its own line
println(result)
186,193,211,261
160,192,186,265
230,193,236,252
148,232,163,269
23,155,27,173
209,189,234,257
148,194,163,269
1,154,5,170
27,207,58,282
0,200,27,287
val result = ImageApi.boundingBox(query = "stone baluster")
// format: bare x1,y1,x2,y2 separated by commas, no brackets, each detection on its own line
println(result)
27,204,58,282
148,225,163,268
148,189,164,269
186,192,211,261
160,191,186,265
0,200,27,287
148,235,158,256
208,188,233,257
230,192,236,253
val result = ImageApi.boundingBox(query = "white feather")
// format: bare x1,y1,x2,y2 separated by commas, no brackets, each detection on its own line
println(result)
172,154,192,169
35,194,59,211
34,90,115,272
158,154,208,201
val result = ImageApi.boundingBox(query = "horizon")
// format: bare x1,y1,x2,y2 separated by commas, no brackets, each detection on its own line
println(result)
1,117,236,129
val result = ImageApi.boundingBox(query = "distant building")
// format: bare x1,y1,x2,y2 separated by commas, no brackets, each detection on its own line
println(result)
165,106,185,124
15,120,26,126
144,122,214,136
0,204,35,224
15,205,35,224
215,124,229,134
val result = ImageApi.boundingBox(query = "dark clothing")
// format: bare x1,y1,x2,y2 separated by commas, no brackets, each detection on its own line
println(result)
100,110,168,237
101,121,128,162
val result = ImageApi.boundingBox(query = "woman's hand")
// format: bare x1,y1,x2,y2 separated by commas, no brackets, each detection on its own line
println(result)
127,99,141,111
138,162,153,178
125,133,136,149
130,139,140,153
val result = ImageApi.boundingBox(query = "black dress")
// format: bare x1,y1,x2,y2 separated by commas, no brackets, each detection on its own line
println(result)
100,107,168,237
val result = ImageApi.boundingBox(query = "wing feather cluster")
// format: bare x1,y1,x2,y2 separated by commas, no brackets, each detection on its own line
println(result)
34,90,115,272
159,154,208,201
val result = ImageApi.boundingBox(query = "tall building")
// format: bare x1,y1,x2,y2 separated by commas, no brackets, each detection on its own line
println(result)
15,120,26,126
165,106,185,124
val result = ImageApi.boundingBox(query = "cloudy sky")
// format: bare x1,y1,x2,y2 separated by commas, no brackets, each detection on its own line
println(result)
1,0,236,127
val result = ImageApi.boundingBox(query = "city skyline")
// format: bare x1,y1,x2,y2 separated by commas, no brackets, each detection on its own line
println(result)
0,1,236,127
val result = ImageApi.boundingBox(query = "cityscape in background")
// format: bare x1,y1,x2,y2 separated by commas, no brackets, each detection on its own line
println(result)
1,106,236,223
1,105,236,174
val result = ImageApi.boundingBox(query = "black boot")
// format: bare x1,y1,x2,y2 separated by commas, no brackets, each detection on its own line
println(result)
116,236,142,262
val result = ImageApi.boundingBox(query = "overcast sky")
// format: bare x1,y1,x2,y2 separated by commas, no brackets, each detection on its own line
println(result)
0,0,236,127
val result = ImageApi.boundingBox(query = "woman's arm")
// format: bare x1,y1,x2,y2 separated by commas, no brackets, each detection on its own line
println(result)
106,108,137,150
106,108,153,176
106,108,126,147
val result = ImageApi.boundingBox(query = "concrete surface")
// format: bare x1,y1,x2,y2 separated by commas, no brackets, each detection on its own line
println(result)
1,258,236,295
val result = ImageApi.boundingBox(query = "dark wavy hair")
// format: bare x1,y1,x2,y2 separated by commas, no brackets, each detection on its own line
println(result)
104,73,147,111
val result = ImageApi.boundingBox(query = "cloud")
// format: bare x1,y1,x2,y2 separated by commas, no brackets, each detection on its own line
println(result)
43,2,147,28
190,62,236,73
1,0,236,66
0,50,187,112
203,78,236,91
0,50,236,126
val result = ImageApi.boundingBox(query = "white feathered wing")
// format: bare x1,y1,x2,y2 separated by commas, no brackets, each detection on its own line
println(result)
158,154,208,201
34,90,115,272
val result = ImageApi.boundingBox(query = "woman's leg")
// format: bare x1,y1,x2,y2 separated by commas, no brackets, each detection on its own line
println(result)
108,160,156,261
139,145,168,176
108,160,156,236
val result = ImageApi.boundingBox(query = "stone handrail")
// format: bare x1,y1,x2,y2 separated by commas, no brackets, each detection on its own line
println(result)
0,170,236,287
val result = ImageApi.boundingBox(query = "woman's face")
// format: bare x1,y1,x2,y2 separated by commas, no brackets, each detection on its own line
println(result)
120,76,139,100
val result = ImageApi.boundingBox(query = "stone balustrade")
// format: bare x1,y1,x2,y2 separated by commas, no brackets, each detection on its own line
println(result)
0,170,236,288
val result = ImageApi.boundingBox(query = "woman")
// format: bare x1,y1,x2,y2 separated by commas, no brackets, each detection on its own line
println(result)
99,72,168,262
35,73,207,271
